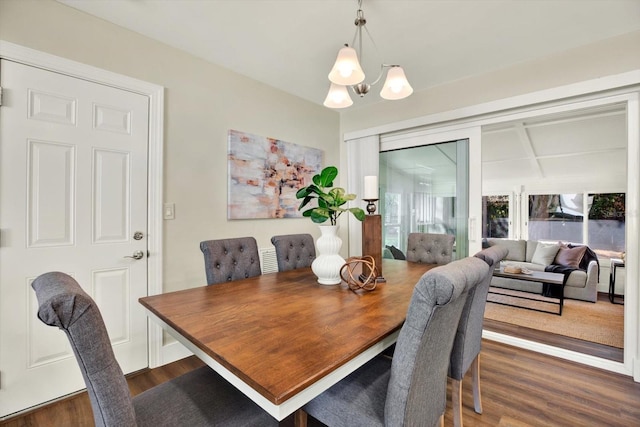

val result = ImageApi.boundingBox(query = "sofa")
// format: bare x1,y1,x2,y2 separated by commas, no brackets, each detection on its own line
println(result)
485,238,599,303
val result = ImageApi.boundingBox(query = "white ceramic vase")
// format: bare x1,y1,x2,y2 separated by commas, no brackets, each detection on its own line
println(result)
312,224,345,285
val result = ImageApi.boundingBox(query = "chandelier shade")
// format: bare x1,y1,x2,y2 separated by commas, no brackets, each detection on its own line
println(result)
328,46,365,86
380,66,413,100
323,0,412,109
323,83,354,108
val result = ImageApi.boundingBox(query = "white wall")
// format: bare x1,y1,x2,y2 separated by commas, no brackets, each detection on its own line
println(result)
0,0,342,293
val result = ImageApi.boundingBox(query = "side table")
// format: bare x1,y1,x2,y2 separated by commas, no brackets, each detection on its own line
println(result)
608,258,625,304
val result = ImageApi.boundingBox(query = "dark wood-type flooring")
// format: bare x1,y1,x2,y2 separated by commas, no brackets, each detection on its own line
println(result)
3,339,638,427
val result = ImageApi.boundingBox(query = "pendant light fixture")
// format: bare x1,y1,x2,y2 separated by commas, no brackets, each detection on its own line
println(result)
323,0,413,108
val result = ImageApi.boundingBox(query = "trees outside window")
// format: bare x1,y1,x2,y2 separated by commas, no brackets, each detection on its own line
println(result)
588,193,625,259
482,192,625,260
482,195,509,238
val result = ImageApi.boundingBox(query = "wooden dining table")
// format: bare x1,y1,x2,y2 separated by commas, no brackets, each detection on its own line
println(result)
139,259,434,422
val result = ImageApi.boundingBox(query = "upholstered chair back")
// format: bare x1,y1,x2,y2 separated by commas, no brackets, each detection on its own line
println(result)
32,272,138,426
32,272,279,427
270,234,316,271
450,245,507,379
406,232,455,265
446,245,508,427
303,256,488,427
385,256,489,426
200,237,261,285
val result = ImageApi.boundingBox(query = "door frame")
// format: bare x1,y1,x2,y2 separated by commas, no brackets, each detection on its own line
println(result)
0,40,166,368
380,127,483,255
345,70,640,380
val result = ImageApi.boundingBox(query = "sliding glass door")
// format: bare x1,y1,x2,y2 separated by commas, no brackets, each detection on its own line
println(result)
379,139,469,260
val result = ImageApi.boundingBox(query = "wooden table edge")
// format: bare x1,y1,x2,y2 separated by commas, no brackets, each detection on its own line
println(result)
141,308,399,421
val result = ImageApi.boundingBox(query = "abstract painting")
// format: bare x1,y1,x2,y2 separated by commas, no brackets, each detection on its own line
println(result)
228,129,323,219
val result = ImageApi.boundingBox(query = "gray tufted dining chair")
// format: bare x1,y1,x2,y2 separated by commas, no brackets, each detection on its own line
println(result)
448,245,508,427
270,234,316,272
200,237,261,285
302,255,490,427
31,272,277,427
406,232,455,265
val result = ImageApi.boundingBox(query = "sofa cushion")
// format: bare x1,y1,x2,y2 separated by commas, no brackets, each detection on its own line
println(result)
488,239,526,262
525,240,538,262
554,245,587,269
531,243,560,266
565,269,587,288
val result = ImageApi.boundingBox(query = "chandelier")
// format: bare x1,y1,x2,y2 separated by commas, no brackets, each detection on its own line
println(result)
323,0,413,109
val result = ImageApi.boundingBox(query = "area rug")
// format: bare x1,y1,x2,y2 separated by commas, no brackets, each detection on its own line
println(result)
484,288,624,348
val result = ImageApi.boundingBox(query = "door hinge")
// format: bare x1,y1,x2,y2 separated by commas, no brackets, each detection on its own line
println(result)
0,86,3,106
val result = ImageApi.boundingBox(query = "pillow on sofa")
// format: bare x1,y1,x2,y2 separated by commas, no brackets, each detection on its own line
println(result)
386,245,406,260
488,239,526,261
525,240,538,262
554,245,587,269
531,243,560,266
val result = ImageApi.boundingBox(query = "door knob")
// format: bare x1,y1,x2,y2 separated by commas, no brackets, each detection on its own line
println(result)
124,250,144,260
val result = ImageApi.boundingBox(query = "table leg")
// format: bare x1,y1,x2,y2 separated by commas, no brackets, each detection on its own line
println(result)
609,266,615,303
294,409,308,427
610,262,625,305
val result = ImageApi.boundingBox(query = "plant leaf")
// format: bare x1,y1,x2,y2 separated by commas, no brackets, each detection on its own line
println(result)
296,187,309,198
349,207,366,221
298,195,314,210
318,166,338,188
310,209,329,223
296,166,362,225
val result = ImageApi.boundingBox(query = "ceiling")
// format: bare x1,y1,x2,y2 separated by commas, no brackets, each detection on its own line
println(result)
482,104,628,185
56,0,640,109
379,103,628,189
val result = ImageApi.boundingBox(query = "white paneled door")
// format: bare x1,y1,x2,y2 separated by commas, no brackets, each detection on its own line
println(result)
0,60,149,417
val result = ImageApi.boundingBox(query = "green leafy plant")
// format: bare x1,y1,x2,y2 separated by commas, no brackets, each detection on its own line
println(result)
296,166,366,225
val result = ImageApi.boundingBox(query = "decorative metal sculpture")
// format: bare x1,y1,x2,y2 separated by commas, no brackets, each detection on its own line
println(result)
340,255,380,292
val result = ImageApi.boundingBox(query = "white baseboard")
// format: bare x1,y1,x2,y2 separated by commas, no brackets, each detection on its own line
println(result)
482,330,629,376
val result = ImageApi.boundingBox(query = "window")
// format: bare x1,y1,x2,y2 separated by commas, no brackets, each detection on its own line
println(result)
482,195,509,238
588,193,625,260
493,192,630,260
379,139,468,258
383,193,401,248
528,193,586,243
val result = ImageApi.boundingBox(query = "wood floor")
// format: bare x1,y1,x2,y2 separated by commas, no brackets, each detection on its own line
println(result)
2,339,639,427
484,292,624,362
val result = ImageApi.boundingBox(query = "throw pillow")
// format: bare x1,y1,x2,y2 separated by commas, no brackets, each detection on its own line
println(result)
386,245,406,260
554,245,587,269
531,243,560,266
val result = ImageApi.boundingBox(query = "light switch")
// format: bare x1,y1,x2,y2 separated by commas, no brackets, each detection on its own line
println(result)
163,203,175,220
